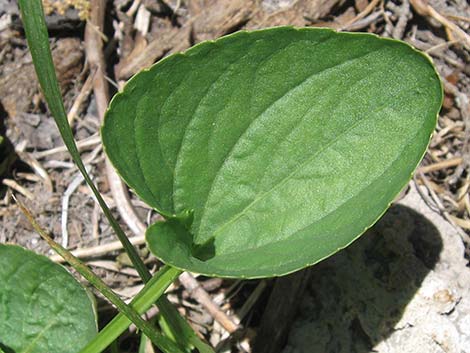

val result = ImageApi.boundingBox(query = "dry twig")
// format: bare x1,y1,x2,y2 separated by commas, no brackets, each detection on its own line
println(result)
49,235,146,262
418,157,463,174
68,73,95,125
16,151,54,192
85,0,148,238
32,134,101,159
340,0,380,30
62,168,92,248
179,272,239,334
416,172,470,244
2,179,34,200
410,0,470,49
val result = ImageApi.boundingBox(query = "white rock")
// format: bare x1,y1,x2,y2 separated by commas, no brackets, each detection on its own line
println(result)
283,184,470,353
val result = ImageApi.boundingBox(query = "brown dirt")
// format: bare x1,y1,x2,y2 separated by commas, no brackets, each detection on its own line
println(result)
0,0,469,351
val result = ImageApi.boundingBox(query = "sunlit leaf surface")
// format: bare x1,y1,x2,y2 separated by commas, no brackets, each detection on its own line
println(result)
102,27,442,278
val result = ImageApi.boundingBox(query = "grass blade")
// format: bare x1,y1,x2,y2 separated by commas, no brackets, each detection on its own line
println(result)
17,0,149,285
79,266,182,353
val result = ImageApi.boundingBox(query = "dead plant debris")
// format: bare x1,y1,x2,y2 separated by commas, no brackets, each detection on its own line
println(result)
1,0,469,351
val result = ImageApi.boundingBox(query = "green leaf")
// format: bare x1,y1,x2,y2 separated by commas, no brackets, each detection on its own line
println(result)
0,244,97,353
102,27,442,278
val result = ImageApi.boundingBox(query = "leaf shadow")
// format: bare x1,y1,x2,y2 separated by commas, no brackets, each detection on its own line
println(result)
0,343,14,353
191,237,216,261
264,203,444,353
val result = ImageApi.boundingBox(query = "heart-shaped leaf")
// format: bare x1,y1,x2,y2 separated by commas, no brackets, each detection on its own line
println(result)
102,27,442,278
0,245,97,353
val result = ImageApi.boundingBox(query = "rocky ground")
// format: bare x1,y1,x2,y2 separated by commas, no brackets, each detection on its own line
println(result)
0,0,469,352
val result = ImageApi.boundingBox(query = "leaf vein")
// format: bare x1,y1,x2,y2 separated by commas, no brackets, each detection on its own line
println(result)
219,112,421,257
170,40,260,208
197,47,384,240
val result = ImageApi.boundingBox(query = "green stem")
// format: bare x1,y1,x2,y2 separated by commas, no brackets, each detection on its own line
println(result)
15,197,183,353
80,266,183,353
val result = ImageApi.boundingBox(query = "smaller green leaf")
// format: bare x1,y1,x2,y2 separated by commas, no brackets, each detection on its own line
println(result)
0,244,97,353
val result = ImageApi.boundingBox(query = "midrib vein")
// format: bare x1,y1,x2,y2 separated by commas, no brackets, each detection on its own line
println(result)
21,319,58,353
223,115,426,257
203,110,376,243
196,48,383,242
